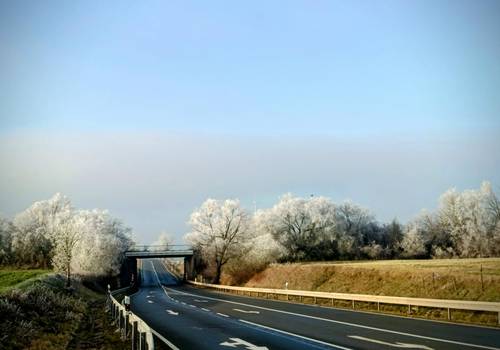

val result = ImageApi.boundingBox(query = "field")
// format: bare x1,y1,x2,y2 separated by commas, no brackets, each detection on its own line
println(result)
245,258,500,301
0,268,51,294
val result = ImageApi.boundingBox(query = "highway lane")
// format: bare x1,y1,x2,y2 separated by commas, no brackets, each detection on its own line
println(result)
132,259,347,349
132,259,500,350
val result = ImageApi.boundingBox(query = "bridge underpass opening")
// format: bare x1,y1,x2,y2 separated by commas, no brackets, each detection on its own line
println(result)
122,245,195,287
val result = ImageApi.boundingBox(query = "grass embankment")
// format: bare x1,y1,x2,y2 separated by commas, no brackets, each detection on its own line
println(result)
0,268,51,294
244,258,500,326
0,270,128,350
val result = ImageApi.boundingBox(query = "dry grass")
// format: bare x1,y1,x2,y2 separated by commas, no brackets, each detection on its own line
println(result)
242,258,500,326
246,258,500,301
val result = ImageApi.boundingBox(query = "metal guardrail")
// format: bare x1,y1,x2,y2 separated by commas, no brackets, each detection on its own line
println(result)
108,287,178,350
188,281,500,325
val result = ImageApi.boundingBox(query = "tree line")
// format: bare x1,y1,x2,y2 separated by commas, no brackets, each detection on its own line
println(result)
2,182,498,286
185,182,500,284
0,194,132,286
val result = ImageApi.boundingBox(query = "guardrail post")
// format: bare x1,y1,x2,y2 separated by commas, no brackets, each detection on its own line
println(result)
118,310,122,332
408,304,411,315
498,312,499,326
447,308,451,320
125,313,130,339
132,321,138,350
377,302,380,311
146,331,155,350
139,332,146,350
352,300,355,309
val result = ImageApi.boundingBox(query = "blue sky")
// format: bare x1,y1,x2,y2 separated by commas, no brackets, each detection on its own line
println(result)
1,1,499,243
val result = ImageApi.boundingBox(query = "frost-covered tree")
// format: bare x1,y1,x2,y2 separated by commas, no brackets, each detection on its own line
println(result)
256,194,337,261
438,182,496,257
381,219,404,257
152,231,173,250
185,199,250,284
0,218,14,265
71,209,132,277
12,193,72,267
335,201,376,256
51,209,80,287
361,241,385,259
399,225,427,258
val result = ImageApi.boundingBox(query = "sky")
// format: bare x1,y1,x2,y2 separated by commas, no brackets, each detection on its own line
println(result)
1,1,499,243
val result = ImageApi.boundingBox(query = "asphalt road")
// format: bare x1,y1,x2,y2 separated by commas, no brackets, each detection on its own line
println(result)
130,259,500,350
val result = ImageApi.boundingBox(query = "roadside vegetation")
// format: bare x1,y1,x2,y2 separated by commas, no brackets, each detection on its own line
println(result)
0,194,135,349
0,274,128,350
0,193,132,286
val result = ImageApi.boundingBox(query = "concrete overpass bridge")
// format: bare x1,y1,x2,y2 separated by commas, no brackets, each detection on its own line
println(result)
121,245,196,286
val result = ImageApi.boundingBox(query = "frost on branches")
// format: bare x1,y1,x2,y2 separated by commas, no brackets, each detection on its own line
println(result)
254,194,337,261
399,181,500,258
185,199,250,284
1,194,133,286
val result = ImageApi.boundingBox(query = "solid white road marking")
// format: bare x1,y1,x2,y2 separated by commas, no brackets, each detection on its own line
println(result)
152,265,344,349
349,336,433,349
148,260,180,350
202,308,210,312
164,287,500,350
194,299,208,303
234,308,260,314
220,337,269,349
166,309,179,316
150,261,163,287
240,319,353,350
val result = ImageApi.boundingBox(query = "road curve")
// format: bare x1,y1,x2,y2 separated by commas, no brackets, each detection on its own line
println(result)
130,259,500,350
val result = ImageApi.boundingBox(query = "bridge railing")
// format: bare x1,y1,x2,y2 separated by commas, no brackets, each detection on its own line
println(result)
126,244,192,252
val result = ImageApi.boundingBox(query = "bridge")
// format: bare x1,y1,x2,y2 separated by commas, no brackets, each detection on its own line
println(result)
125,245,194,258
121,245,196,286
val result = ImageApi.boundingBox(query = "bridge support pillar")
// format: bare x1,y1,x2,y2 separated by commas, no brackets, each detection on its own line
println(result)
184,256,195,281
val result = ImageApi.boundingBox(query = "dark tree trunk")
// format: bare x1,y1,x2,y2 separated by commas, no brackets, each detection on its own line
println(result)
213,262,222,284
66,262,71,287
